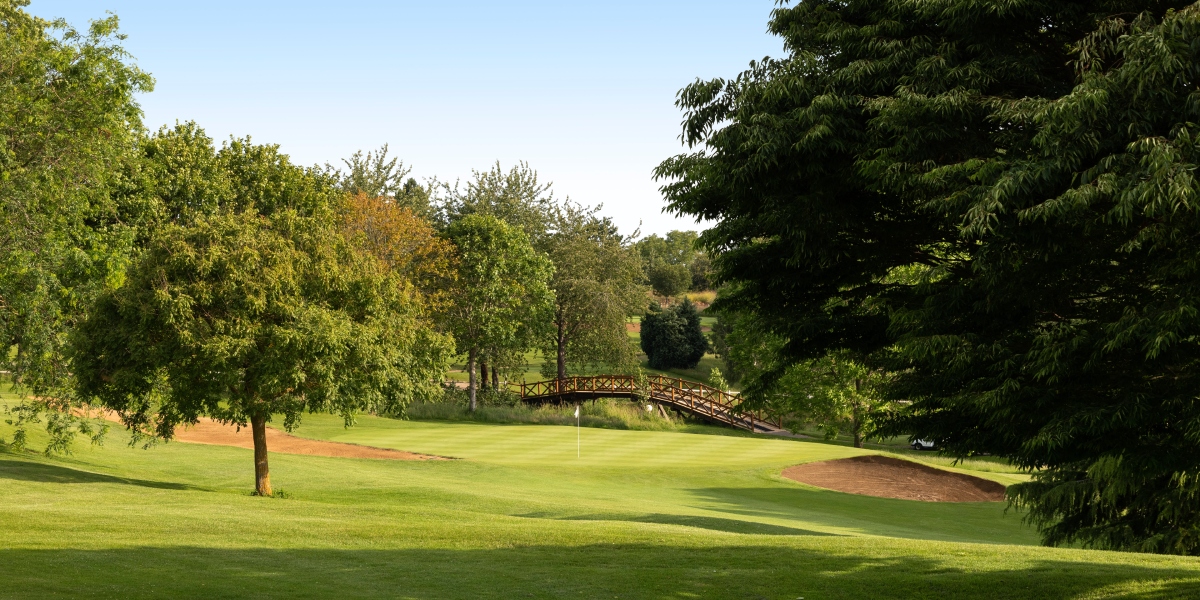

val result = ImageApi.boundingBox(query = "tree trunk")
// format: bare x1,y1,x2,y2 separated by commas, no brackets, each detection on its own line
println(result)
251,412,272,496
491,365,499,391
468,347,478,412
479,357,489,392
556,316,568,380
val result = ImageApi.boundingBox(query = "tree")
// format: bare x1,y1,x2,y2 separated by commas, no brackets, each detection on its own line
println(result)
636,230,711,292
334,144,435,220
335,144,409,199
72,210,452,496
729,319,886,448
640,300,708,370
636,231,699,268
442,215,554,411
656,0,1200,553
0,3,153,451
541,202,645,379
689,254,712,291
340,191,455,309
437,161,555,240
648,263,691,298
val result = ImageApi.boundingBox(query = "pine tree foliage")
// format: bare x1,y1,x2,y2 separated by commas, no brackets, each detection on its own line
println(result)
657,0,1200,553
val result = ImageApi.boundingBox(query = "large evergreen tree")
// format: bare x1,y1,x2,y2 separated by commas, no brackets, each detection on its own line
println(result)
658,0,1200,553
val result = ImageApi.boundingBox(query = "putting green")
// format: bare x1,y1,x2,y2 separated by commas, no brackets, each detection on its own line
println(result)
2,413,1199,598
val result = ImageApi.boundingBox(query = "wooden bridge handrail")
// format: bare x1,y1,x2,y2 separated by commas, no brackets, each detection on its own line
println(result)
514,374,783,431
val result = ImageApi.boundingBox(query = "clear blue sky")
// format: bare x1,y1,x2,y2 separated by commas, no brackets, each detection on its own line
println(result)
28,1,783,236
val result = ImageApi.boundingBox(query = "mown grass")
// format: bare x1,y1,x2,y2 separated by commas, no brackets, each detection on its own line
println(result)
3,408,1199,598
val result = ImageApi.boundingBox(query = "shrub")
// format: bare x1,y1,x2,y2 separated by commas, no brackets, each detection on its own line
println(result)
640,300,708,369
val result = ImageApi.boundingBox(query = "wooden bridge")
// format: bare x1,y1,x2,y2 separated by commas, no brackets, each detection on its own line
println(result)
516,374,786,434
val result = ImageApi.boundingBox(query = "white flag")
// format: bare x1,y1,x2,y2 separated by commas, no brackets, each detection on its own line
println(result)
574,405,580,419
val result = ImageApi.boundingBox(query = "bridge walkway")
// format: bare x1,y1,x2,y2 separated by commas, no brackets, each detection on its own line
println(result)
516,374,786,434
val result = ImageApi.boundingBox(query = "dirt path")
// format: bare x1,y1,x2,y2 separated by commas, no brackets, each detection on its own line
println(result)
98,412,445,460
781,455,1006,502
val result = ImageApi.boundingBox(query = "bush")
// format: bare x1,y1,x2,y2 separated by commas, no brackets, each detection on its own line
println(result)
640,299,708,370
403,397,704,432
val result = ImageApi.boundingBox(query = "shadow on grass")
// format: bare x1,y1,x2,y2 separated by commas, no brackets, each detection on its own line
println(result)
520,511,835,536
0,459,194,491
1,545,1198,599
689,487,1037,545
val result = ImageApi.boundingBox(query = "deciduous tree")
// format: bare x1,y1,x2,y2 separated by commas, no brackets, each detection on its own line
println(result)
72,211,451,496
437,161,554,241
341,191,455,309
648,263,691,298
541,203,644,379
0,2,153,451
442,215,554,410
657,0,1200,553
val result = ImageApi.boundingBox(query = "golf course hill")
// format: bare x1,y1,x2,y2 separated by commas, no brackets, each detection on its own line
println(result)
4,413,1200,598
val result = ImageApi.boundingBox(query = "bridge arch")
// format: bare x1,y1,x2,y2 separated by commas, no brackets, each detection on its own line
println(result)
516,374,785,434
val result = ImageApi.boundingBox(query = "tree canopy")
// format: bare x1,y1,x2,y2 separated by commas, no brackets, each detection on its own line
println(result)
657,0,1200,553
437,161,555,242
442,215,554,410
67,130,453,495
0,2,153,451
541,203,644,379
636,230,711,293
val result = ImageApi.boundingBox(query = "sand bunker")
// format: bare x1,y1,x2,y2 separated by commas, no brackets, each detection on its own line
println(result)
170,418,445,460
93,411,443,460
781,455,1006,502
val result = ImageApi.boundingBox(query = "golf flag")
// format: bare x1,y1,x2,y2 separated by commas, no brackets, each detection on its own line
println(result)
574,405,580,419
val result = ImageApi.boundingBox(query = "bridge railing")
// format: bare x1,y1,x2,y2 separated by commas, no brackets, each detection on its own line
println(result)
516,374,783,431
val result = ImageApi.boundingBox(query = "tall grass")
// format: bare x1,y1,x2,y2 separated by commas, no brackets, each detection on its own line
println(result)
402,387,708,432
404,399,700,432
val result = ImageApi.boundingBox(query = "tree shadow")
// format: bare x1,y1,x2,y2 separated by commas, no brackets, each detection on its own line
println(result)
1,545,1198,599
519,511,836,536
688,487,1037,545
0,459,195,491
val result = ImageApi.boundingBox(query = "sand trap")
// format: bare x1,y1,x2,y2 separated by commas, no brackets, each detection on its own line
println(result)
94,411,444,460
781,455,1006,502
172,418,446,460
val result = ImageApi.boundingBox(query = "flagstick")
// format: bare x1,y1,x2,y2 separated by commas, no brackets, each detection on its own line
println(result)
576,403,581,459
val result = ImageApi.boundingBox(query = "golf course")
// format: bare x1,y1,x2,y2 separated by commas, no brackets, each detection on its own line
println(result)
3,410,1199,599
9,1,1200,597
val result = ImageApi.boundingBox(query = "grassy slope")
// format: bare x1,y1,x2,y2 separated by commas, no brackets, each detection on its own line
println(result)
2,408,1200,598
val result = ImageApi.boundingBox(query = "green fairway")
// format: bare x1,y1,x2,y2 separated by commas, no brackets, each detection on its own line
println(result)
2,412,1200,598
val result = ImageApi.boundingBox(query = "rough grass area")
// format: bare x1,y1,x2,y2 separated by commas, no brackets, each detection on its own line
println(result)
403,396,747,435
3,412,1199,598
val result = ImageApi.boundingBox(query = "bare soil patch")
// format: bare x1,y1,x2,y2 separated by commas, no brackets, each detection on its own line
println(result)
97,412,444,460
781,455,1006,502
